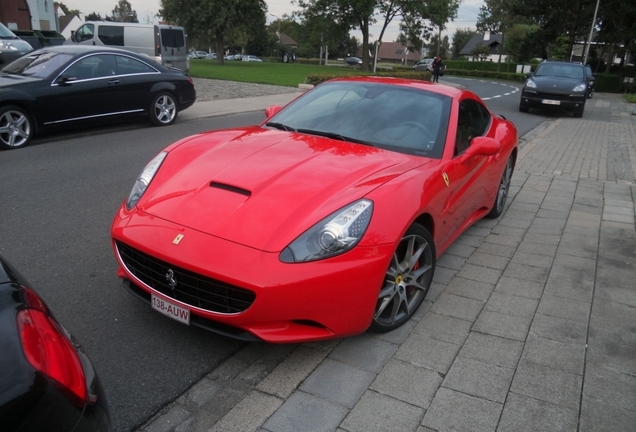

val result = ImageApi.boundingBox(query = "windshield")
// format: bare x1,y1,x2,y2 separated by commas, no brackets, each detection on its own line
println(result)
267,81,451,158
1,50,73,79
0,23,18,39
535,63,584,80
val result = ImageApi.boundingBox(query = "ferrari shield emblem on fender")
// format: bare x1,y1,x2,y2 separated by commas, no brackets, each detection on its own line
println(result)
172,234,184,245
442,173,450,187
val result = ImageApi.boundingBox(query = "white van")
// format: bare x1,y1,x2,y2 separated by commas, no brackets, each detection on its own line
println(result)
66,22,189,72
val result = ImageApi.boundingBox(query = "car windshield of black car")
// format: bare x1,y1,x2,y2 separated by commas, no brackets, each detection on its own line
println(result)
2,51,74,79
268,81,452,159
535,64,584,80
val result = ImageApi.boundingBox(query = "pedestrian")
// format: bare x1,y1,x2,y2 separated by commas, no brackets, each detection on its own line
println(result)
432,55,443,83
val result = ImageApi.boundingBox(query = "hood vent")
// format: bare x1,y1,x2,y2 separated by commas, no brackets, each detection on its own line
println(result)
210,181,251,197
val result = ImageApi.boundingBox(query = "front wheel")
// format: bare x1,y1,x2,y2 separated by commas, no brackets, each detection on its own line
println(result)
371,224,435,333
0,105,33,150
150,93,178,126
486,154,514,219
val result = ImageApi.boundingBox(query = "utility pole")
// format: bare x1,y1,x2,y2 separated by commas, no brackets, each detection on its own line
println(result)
583,0,600,64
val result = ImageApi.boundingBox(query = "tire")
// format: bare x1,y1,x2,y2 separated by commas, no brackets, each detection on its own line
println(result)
573,110,584,118
370,223,435,333
486,154,514,219
0,105,33,150
150,92,178,126
519,104,529,113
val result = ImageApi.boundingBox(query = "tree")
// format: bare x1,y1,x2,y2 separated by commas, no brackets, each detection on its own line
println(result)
504,23,539,63
86,12,108,21
160,0,267,64
111,0,138,23
451,28,476,59
297,0,376,69
54,2,81,17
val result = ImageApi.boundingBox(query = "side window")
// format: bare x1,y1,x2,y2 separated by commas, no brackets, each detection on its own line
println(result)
75,24,94,43
98,26,124,46
455,100,491,156
89,55,117,78
115,55,157,75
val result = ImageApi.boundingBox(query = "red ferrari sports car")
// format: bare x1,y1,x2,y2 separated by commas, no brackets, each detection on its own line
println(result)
111,77,518,343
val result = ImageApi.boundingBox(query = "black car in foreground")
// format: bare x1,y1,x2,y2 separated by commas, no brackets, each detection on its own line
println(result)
0,254,111,431
0,45,196,150
519,60,588,117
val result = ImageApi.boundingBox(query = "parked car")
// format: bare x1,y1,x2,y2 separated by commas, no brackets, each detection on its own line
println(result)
0,22,33,67
0,253,111,431
0,45,196,150
344,56,362,67
111,76,518,343
412,58,445,76
519,60,588,117
242,55,262,62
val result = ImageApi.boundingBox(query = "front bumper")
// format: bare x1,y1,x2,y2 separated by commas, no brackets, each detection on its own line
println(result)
111,209,393,343
520,90,586,112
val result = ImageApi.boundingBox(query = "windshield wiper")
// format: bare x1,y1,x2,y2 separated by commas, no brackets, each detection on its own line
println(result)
296,129,373,146
265,122,296,132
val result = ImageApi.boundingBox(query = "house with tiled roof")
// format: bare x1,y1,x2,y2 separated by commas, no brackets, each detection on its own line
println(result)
373,42,422,64
459,32,507,62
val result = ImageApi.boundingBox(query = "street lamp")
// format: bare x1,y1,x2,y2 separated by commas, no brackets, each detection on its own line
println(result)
269,13,281,59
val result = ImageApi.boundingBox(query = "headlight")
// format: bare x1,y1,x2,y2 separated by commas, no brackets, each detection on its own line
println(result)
0,41,19,51
525,79,537,89
572,83,587,92
280,199,373,263
126,152,167,210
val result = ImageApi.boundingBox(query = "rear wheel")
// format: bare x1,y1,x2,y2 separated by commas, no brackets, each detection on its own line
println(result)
0,105,33,150
371,224,435,333
150,93,178,126
487,154,514,219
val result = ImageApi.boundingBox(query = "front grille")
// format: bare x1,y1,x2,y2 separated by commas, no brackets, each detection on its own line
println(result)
116,241,255,314
524,91,585,101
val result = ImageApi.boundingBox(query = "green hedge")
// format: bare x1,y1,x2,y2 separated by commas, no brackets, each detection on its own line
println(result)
305,70,433,86
445,68,526,83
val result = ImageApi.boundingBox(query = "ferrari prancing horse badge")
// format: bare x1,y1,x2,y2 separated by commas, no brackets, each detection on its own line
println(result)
442,173,450,187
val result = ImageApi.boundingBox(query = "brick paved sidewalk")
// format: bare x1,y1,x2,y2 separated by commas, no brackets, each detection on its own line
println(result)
138,94,636,432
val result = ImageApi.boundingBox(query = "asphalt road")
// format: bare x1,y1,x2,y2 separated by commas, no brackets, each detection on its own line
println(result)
0,78,549,431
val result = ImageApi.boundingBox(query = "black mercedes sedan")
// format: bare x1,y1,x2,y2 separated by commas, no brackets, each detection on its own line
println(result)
519,60,588,118
0,45,196,150
0,253,111,431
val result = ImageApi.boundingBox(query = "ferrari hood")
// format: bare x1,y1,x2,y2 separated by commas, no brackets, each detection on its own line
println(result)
139,127,430,252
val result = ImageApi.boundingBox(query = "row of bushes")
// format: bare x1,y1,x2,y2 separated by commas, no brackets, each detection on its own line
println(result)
305,70,434,86
306,66,634,94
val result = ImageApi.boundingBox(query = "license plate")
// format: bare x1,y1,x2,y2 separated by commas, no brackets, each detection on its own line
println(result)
151,294,190,325
542,99,560,105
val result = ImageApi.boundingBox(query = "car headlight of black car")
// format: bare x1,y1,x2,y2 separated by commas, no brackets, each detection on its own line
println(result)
525,79,537,89
280,199,373,263
572,83,587,92
126,151,167,210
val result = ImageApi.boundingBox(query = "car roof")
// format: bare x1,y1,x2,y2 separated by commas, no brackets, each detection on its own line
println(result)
30,44,147,57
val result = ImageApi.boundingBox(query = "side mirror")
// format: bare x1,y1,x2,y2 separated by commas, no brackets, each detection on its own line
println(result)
465,136,501,157
265,105,282,119
56,73,77,85
70,31,76,43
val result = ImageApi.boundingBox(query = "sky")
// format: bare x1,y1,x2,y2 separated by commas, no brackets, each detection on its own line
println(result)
60,0,484,43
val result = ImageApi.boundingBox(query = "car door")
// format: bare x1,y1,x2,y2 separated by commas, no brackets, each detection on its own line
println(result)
46,54,125,126
112,54,162,115
443,99,493,238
